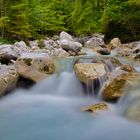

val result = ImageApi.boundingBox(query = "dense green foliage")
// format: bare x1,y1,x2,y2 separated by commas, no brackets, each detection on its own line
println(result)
0,0,140,42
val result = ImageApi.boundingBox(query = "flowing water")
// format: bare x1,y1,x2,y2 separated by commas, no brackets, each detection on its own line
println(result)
1,57,140,140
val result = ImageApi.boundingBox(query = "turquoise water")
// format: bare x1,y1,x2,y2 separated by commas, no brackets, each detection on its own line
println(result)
0,72,140,140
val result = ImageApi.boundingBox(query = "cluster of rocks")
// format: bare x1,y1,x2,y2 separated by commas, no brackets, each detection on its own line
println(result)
0,32,81,95
0,31,140,122
74,56,140,116
106,38,140,61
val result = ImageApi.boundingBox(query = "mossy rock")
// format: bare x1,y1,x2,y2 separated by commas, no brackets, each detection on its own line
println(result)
81,102,109,113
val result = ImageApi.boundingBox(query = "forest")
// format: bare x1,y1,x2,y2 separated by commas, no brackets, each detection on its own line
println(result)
0,0,140,42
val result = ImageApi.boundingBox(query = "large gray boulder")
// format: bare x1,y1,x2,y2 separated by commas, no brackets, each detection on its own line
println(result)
102,69,128,101
0,41,31,63
60,39,82,53
16,52,56,82
0,64,19,96
60,31,82,53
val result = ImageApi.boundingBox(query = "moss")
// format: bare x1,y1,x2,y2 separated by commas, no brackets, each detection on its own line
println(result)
43,65,49,73
43,64,55,74
23,58,32,66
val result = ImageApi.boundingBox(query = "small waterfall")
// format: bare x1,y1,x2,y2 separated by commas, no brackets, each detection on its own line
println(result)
30,71,85,97
55,57,76,74
83,76,107,98
117,81,140,114
104,59,115,72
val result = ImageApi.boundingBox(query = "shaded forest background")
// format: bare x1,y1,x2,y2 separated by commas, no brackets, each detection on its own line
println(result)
0,0,140,43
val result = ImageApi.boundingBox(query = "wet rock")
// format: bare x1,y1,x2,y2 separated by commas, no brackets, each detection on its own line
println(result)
16,52,56,82
85,35,105,49
97,48,111,55
0,64,19,96
81,102,109,113
74,63,106,84
102,69,129,101
102,69,140,101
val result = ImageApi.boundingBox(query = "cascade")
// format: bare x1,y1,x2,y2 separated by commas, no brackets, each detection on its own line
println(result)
0,56,140,140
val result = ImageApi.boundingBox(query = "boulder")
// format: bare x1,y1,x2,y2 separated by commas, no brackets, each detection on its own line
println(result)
102,69,139,101
60,31,73,41
110,38,121,48
16,52,56,82
102,69,129,101
60,31,82,53
97,48,110,55
81,102,109,113
0,64,19,96
85,35,105,49
74,63,106,84
60,39,82,53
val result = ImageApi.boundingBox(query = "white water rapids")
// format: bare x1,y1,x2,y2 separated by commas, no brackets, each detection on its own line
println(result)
0,70,140,140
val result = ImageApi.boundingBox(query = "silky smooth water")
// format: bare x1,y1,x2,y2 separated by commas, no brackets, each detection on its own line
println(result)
0,71,140,140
